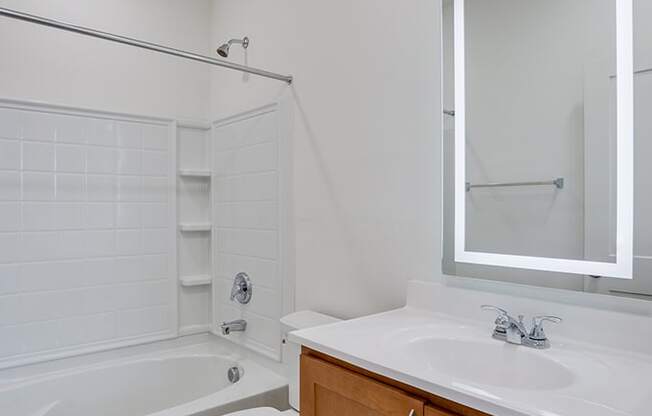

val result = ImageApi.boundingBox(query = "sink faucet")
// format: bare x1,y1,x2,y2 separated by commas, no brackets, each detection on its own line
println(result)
481,305,561,349
220,319,247,335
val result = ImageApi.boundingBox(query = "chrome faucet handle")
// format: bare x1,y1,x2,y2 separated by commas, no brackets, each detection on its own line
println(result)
529,315,562,341
481,305,510,326
481,304,508,315
229,281,241,300
516,314,527,331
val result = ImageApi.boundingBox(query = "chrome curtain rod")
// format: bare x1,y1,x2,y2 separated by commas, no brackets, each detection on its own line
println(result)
0,7,293,84
466,178,564,192
610,67,652,79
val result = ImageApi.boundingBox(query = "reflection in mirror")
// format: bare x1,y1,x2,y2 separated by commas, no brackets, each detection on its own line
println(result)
462,0,617,263
442,0,649,296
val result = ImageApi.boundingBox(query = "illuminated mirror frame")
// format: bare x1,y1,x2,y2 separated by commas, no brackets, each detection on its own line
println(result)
453,0,634,278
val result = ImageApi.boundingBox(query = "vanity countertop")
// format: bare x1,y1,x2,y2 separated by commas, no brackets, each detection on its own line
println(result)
289,281,652,416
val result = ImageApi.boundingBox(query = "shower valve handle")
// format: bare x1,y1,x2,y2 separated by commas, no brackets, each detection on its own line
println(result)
230,272,252,304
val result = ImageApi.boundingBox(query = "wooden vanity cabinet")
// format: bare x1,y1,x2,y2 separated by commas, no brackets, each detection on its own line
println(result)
300,353,426,416
424,406,461,416
300,347,490,416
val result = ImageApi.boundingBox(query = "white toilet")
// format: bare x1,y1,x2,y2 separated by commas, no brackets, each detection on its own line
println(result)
227,311,341,416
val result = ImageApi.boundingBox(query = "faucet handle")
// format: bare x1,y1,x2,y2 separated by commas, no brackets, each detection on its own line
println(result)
481,305,510,327
230,272,252,304
530,315,562,340
481,304,508,316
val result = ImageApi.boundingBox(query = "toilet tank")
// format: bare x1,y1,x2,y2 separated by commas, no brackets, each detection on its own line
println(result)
280,311,341,411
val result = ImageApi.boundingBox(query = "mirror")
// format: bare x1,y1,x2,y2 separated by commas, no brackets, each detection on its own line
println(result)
443,0,639,286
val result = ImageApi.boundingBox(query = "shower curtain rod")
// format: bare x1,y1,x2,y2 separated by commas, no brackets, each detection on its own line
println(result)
0,7,293,84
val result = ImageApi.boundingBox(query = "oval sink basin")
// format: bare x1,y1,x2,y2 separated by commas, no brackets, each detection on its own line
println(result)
397,337,575,390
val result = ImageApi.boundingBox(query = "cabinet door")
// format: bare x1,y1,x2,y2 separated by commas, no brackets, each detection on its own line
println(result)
300,354,425,416
425,405,458,416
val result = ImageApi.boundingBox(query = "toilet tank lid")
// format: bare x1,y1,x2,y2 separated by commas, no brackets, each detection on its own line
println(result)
280,310,341,331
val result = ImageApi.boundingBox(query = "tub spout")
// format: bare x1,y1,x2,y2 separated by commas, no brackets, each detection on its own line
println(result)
220,319,247,335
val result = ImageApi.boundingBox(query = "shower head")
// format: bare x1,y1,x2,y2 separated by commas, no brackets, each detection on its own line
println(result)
216,36,249,58
216,43,230,58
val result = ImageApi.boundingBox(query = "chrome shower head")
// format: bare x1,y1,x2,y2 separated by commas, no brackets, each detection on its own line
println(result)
216,37,249,58
216,43,230,58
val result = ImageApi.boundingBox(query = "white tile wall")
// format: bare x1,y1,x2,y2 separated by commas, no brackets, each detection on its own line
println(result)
0,103,176,368
212,107,284,360
213,172,278,202
214,201,278,230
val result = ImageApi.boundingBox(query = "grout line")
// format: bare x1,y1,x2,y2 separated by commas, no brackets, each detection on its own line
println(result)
213,138,274,153
2,136,169,150
0,168,170,179
214,225,277,232
0,251,170,266
214,250,277,262
0,278,170,299
213,199,277,205
213,169,277,180
10,226,168,233
2,303,172,329
213,199,276,205
0,198,170,204
221,303,280,323
214,251,278,263
213,200,276,206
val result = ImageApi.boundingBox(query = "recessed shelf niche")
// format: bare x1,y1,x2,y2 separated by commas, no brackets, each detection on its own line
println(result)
177,122,212,336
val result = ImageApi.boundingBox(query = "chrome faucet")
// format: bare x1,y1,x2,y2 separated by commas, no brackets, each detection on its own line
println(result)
481,305,561,349
220,319,247,335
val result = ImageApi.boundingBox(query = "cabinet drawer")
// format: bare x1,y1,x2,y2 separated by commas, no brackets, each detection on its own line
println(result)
300,354,425,416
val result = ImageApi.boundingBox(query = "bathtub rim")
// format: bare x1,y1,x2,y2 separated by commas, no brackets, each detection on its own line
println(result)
0,333,285,388
0,334,289,416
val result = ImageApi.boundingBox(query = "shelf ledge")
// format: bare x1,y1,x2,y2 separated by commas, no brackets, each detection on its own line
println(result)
178,169,211,178
179,275,212,287
179,223,212,232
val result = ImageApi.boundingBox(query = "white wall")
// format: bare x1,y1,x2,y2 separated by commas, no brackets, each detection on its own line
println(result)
209,0,442,318
0,0,212,121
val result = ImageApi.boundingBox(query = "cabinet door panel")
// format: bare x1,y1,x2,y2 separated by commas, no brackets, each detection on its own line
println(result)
425,405,458,416
301,354,425,416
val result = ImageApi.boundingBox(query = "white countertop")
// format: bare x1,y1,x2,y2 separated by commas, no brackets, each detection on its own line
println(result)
289,281,652,416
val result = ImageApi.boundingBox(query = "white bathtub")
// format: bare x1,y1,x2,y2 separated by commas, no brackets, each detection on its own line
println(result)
0,334,288,416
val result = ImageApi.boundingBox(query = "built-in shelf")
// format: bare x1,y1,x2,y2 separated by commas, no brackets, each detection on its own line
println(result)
177,124,213,340
178,169,211,178
178,223,212,232
179,275,212,287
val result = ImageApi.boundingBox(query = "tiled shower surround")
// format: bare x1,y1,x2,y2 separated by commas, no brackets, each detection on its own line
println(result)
212,106,286,360
0,103,176,367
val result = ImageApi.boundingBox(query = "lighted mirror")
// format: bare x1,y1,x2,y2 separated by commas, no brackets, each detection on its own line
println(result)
446,0,634,279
